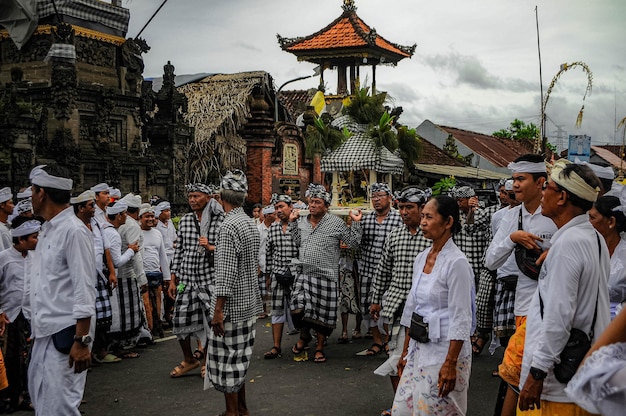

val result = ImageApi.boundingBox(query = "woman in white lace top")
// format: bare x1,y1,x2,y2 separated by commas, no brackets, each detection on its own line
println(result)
392,195,476,416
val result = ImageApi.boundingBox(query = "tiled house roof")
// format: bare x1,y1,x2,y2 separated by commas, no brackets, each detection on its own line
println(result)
418,137,464,166
438,125,531,168
277,4,415,64
277,89,313,121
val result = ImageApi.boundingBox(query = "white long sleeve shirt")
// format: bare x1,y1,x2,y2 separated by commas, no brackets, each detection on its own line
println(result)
400,237,475,367
156,219,177,263
608,238,626,318
141,227,171,280
26,207,96,339
101,222,135,269
257,222,271,273
0,247,27,322
485,204,556,316
520,214,610,402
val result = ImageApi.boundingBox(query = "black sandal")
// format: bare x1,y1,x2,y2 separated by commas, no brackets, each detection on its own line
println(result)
192,349,205,361
264,346,282,359
472,333,491,356
313,349,326,363
365,343,383,356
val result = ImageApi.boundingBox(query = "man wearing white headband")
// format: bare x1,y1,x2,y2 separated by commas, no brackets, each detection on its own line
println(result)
25,165,95,415
154,200,177,327
90,183,110,225
114,193,149,350
138,205,170,338
71,190,120,365
0,187,14,251
0,216,41,411
485,154,557,415
287,184,362,364
257,205,276,320
574,157,615,196
519,160,610,413
355,182,402,357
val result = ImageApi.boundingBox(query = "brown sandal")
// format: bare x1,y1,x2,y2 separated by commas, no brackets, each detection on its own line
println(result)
170,360,200,378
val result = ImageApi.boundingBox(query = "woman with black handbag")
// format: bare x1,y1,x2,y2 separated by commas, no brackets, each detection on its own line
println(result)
392,195,475,415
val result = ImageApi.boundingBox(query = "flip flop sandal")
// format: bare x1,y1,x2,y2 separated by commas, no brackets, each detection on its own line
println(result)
100,353,122,363
170,360,200,378
338,333,349,344
356,343,383,356
352,330,363,340
264,346,282,359
313,350,326,363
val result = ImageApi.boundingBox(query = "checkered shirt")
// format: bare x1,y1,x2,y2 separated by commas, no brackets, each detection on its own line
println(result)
266,222,299,313
371,225,431,320
453,208,490,282
170,210,223,286
288,213,362,282
212,207,262,323
358,210,403,312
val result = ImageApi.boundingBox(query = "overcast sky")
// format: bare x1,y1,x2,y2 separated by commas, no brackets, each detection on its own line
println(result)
123,0,625,149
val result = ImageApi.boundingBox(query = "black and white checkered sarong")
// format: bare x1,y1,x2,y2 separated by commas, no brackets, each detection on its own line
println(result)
114,277,143,338
205,317,256,393
95,272,112,328
475,267,496,332
493,280,516,338
172,284,211,335
290,272,338,329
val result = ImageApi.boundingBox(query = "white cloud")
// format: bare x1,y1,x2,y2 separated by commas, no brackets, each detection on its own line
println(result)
124,0,626,146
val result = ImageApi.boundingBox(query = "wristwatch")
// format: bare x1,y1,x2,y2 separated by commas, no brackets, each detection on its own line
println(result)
529,366,547,380
74,334,92,346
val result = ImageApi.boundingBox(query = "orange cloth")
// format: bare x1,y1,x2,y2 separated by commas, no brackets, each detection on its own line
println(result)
0,349,8,390
517,400,599,415
499,316,526,387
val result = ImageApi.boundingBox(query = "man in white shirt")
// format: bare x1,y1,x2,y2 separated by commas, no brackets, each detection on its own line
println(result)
90,183,110,225
0,187,14,251
0,216,41,412
518,160,610,414
139,205,171,337
155,200,177,326
484,154,557,416
26,165,95,415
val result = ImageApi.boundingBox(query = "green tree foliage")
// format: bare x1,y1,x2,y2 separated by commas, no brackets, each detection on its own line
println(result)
431,176,456,196
492,119,539,141
443,134,474,165
397,126,422,166
304,114,349,158
343,87,387,125
369,111,398,151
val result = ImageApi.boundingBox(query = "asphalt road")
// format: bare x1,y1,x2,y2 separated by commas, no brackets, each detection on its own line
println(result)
76,319,504,416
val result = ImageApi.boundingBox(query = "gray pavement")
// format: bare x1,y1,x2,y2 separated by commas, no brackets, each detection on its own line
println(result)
81,320,503,416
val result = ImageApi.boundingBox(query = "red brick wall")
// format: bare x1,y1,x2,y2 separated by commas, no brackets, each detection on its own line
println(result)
246,141,273,205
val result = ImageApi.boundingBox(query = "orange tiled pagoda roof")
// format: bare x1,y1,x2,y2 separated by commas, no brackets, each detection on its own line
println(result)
277,2,415,65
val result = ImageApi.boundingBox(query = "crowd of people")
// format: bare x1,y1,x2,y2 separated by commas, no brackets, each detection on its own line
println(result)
0,154,624,415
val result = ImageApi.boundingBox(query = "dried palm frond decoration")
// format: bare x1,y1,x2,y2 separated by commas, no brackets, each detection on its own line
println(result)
539,62,593,152
178,72,269,183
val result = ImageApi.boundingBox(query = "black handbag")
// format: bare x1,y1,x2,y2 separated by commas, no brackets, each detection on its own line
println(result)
500,275,518,291
514,210,542,280
538,233,601,384
275,268,295,287
52,325,76,355
408,312,430,343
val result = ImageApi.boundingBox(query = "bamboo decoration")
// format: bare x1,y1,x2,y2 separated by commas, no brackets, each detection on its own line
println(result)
538,62,593,153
